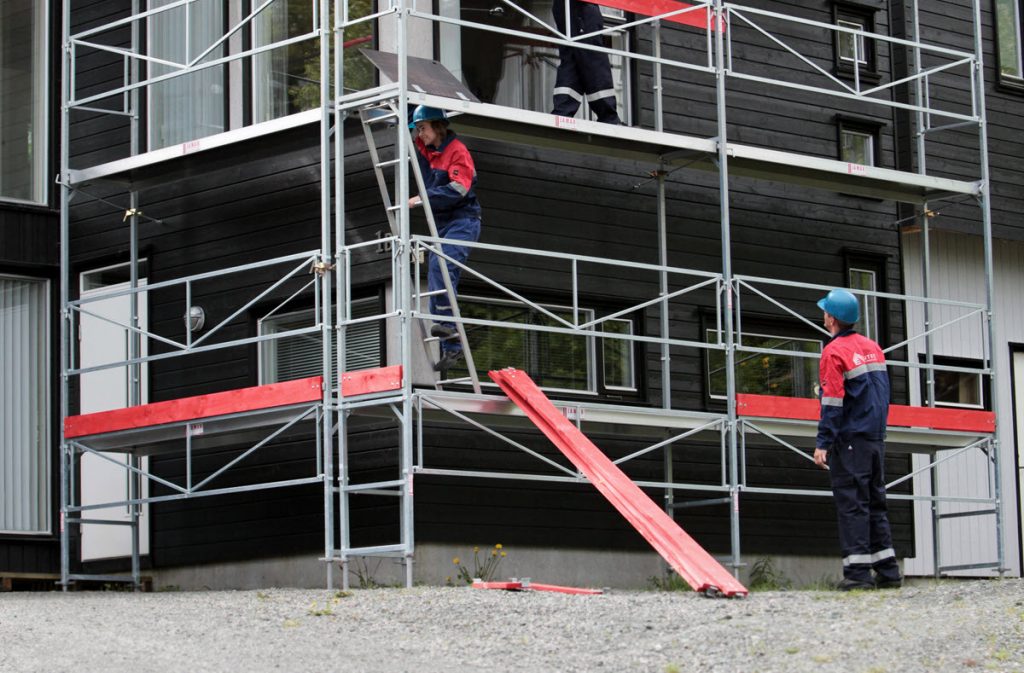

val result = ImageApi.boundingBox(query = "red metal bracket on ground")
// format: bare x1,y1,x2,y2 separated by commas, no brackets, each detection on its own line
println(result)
64,376,323,439
580,0,723,31
472,579,604,594
736,393,995,433
340,365,403,397
489,368,748,598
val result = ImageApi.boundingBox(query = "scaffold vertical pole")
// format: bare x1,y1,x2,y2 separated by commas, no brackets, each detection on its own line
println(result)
969,0,1004,576
59,0,72,592
713,0,741,577
334,0,350,592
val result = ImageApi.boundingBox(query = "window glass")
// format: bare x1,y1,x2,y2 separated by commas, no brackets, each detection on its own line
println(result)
995,0,1023,79
602,318,636,391
934,370,982,408
837,19,867,64
259,298,381,386
840,128,874,166
848,267,878,342
0,0,46,203
254,0,375,123
0,275,50,534
148,0,225,148
707,330,822,399
441,0,631,123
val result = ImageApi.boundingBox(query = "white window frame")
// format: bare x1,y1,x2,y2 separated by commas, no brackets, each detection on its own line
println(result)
258,297,381,386
0,274,51,535
840,127,875,166
995,0,1023,81
848,267,879,342
837,18,867,65
0,0,48,205
707,328,823,400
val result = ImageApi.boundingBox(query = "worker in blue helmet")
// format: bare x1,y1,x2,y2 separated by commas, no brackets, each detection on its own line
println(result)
814,288,902,591
407,105,482,375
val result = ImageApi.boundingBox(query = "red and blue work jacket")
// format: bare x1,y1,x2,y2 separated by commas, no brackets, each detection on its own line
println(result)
413,131,481,227
816,329,890,449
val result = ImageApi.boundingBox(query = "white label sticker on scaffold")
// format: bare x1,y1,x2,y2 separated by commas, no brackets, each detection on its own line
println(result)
555,116,577,130
187,423,204,437
563,406,585,421
181,139,202,155
847,163,868,176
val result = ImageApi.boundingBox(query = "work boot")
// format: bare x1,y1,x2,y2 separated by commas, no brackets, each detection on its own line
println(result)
430,323,457,340
836,578,875,591
435,350,463,373
874,576,903,589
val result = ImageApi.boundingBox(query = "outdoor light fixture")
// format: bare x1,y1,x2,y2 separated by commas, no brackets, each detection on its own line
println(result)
186,306,206,332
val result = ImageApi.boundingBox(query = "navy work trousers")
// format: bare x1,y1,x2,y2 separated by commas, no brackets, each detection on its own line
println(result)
551,0,621,124
428,216,480,354
827,437,902,584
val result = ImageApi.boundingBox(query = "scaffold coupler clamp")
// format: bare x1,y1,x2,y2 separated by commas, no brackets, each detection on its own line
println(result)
310,259,336,276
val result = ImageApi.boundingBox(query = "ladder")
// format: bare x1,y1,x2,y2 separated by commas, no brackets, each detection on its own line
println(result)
359,102,482,394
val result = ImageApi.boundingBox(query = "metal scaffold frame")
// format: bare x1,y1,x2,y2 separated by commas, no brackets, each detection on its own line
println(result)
59,0,1003,590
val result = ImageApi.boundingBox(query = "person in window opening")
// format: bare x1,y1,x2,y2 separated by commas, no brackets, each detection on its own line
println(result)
407,105,482,375
813,288,903,591
551,0,622,124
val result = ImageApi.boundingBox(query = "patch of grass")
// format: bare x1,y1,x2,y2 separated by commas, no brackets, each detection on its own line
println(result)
748,556,792,591
283,618,300,628
648,571,690,592
664,664,681,673
448,544,508,585
812,654,833,663
307,600,335,617
784,646,799,655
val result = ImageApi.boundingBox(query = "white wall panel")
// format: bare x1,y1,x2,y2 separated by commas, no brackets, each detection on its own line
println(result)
902,229,1023,577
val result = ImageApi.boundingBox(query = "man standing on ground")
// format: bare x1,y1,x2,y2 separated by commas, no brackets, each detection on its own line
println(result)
813,288,903,591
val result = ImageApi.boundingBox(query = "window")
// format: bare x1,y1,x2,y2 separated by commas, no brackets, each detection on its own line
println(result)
148,0,226,149
0,275,50,534
848,267,879,342
439,0,632,124
0,0,47,203
707,329,822,399
837,117,881,166
837,19,867,64
918,356,989,409
447,296,636,394
832,3,878,78
259,297,382,385
995,0,1023,84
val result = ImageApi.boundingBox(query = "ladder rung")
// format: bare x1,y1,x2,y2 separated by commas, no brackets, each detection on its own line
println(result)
375,158,402,168
387,205,402,212
364,110,398,123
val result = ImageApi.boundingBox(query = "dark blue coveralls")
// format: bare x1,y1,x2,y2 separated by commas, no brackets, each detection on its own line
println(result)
551,0,621,124
817,329,903,586
413,131,481,357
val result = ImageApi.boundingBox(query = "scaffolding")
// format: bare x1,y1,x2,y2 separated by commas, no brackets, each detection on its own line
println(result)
59,0,1004,589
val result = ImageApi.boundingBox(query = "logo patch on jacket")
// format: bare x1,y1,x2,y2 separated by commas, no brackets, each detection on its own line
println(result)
451,168,460,178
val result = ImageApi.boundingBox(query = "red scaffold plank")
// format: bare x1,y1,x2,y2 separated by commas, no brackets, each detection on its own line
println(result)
64,376,323,439
736,393,995,433
527,582,604,595
580,0,723,30
489,368,748,598
472,580,525,591
340,365,403,397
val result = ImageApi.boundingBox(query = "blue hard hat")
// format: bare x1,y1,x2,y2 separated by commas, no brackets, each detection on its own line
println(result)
409,105,448,129
817,288,860,324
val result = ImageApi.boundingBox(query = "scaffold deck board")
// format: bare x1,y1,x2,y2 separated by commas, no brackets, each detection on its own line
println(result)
736,393,996,433
490,368,748,598
340,365,403,397
64,376,323,439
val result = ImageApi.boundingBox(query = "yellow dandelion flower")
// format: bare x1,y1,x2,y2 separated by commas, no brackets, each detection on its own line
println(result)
473,546,480,553
452,557,460,565
491,550,497,557
500,551,507,557
495,543,503,549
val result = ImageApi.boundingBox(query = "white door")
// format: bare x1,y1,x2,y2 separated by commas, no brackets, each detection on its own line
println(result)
1015,350,1024,573
79,264,150,561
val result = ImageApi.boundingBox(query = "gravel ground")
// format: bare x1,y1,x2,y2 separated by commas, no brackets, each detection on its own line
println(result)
1,578,1022,673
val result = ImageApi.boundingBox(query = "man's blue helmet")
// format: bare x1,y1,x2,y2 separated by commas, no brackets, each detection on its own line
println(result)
817,288,860,324
409,105,448,129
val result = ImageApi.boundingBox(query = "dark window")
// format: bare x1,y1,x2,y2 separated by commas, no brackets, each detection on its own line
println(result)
836,116,882,167
844,250,888,343
995,0,1024,89
918,355,990,410
832,2,880,81
706,328,823,400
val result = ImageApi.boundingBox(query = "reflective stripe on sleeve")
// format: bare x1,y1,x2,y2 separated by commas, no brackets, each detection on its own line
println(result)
448,181,468,196
821,396,843,407
843,554,872,566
